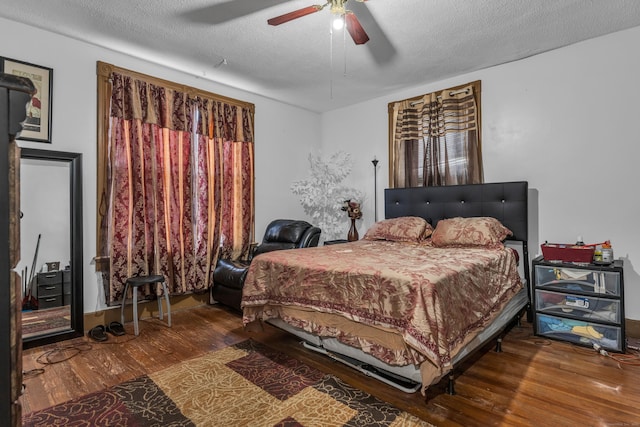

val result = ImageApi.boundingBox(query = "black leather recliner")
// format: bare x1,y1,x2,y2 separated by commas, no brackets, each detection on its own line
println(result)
212,219,321,311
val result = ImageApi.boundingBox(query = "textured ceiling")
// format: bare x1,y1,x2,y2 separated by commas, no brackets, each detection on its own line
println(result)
1,0,640,112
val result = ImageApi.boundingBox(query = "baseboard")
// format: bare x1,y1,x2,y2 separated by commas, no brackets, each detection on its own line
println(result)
84,292,209,333
626,318,640,339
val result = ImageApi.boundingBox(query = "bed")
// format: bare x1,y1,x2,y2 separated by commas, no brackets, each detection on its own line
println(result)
242,181,530,394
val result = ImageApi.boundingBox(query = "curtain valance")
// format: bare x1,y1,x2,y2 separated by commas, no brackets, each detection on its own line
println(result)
108,72,254,142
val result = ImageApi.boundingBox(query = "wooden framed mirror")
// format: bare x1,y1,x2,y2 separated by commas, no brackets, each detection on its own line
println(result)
20,148,83,349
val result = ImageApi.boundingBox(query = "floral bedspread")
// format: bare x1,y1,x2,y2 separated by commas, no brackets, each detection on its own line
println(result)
242,240,522,370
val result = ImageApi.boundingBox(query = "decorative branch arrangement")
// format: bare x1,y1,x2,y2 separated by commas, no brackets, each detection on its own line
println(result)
341,199,362,219
291,151,364,240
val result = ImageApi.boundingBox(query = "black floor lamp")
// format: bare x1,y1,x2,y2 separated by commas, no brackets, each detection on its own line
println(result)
372,157,379,222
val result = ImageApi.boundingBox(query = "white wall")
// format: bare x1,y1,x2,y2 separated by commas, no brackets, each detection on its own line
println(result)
1,17,319,314
321,26,640,320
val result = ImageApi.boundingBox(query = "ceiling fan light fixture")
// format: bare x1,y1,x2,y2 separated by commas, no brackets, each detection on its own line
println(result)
332,15,345,30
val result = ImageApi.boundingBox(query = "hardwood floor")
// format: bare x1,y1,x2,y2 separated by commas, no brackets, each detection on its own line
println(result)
21,304,640,426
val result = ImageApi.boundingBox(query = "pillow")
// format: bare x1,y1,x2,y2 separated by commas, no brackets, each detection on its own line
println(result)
431,217,512,248
363,216,433,243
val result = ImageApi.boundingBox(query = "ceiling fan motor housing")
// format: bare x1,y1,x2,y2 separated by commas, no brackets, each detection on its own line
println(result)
330,0,347,15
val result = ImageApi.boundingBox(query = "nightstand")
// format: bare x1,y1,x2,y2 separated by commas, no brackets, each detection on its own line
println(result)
532,256,625,352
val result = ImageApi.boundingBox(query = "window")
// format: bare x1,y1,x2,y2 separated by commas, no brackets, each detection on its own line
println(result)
388,80,482,188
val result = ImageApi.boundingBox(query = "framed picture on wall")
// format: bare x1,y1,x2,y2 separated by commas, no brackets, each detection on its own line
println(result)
0,57,53,143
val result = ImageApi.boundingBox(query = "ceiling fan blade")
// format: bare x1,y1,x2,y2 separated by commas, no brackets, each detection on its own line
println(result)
345,11,370,45
268,5,322,26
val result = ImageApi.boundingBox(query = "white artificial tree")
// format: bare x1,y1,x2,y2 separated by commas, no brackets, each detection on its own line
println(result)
291,151,364,241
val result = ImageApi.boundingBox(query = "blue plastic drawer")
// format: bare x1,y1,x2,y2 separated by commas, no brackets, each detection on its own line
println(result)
536,313,622,352
535,290,620,324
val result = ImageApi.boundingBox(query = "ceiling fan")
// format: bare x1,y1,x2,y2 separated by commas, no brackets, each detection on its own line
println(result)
267,0,370,45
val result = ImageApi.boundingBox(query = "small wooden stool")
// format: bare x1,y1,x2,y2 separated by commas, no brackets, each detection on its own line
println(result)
120,274,171,336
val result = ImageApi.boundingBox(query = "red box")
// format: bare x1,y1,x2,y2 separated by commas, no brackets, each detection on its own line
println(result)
541,243,594,263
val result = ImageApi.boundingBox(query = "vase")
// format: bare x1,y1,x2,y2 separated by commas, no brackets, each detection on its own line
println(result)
347,218,359,241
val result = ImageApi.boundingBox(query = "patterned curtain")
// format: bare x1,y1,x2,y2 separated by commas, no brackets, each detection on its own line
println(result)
196,98,255,262
99,70,254,306
389,81,483,188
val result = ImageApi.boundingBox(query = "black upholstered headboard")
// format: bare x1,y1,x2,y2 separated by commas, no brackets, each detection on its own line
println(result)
384,181,528,242
385,181,530,286
384,181,531,297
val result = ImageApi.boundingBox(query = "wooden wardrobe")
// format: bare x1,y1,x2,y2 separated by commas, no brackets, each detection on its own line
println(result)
0,73,36,426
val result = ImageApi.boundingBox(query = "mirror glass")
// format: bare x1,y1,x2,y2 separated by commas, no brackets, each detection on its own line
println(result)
19,148,83,348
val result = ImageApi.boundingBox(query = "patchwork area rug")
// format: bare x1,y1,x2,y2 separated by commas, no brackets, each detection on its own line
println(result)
23,339,432,426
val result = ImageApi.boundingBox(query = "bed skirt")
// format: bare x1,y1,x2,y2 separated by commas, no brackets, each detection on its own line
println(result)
266,286,529,393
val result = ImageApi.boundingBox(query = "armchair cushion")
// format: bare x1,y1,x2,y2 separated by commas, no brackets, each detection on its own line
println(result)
254,242,297,257
262,219,320,244
213,259,250,291
262,219,310,243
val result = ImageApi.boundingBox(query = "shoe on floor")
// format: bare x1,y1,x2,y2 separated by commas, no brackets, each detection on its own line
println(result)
88,325,108,342
106,321,126,336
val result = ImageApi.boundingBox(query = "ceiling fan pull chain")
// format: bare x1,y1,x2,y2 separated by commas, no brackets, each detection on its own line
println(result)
343,17,348,77
330,20,334,99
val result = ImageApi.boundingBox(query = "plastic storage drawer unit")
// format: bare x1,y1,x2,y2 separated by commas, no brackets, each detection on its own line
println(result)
532,257,625,353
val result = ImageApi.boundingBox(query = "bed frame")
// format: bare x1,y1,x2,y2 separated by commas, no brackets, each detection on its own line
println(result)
270,181,531,394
